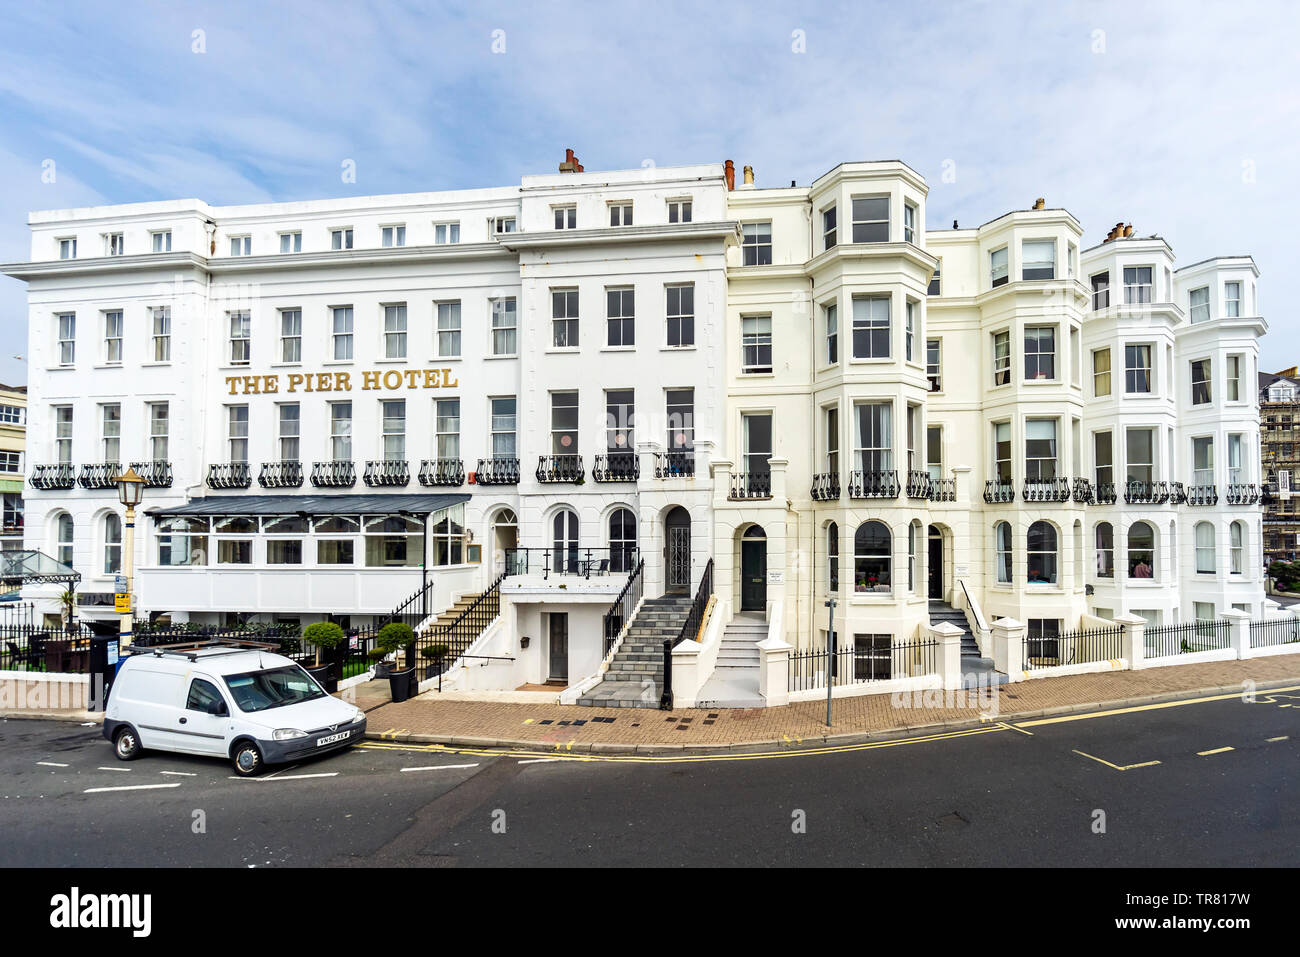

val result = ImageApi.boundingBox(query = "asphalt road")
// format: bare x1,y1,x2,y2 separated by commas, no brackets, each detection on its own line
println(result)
1,686,1296,867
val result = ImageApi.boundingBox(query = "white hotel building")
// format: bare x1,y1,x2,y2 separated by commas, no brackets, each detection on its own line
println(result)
5,155,1267,702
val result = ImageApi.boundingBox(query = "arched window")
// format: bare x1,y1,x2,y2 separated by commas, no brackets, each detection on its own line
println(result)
56,513,74,567
1095,522,1114,578
854,521,891,592
827,522,839,593
1127,521,1155,579
1230,521,1244,575
608,508,636,572
552,508,579,574
1195,522,1215,574
102,513,122,575
1027,521,1057,584
995,521,1012,583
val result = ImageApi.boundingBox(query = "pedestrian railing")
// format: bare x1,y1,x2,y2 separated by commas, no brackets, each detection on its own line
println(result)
1023,623,1123,669
1249,617,1300,649
788,636,937,691
1143,619,1230,658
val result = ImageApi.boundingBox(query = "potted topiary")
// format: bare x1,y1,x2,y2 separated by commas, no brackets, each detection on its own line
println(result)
301,621,345,693
420,642,450,680
377,622,417,702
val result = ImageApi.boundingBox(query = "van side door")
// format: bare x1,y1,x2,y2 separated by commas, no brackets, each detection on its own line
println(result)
175,675,233,756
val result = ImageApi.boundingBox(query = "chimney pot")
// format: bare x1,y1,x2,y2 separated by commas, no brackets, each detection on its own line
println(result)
724,160,735,191
952,220,958,229
1123,224,1133,237
1033,197,1045,210
743,165,754,186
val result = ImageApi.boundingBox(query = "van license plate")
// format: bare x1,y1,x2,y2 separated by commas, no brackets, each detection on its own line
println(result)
317,731,350,746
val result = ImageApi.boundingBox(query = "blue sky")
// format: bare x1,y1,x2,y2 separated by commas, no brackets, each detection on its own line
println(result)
0,0,1297,385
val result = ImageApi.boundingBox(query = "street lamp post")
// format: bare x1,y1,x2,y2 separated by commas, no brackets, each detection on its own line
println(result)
114,467,145,649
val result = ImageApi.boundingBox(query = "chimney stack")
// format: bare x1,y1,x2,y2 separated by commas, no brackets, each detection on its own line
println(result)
558,148,583,173
743,165,755,186
1033,197,1045,210
724,160,735,191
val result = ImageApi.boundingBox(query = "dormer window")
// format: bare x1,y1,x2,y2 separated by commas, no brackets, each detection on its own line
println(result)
990,247,1009,287
1021,240,1055,280
553,206,576,229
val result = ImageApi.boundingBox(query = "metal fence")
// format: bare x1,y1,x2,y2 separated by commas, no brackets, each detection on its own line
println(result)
1143,619,1230,658
0,603,95,673
1024,624,1123,669
788,636,937,692
1249,617,1300,649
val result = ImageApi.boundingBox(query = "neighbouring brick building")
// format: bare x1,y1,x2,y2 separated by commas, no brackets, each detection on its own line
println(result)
1261,367,1300,564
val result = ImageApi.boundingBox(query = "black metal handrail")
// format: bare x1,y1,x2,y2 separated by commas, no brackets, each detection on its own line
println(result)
1072,478,1094,504
130,460,173,488
504,547,638,578
258,461,304,488
810,471,841,501
418,458,465,486
1125,480,1169,504
29,464,77,490
928,476,956,502
414,572,507,679
364,459,410,487
653,451,695,478
849,469,900,499
905,470,931,499
729,470,772,499
602,558,645,657
1226,483,1260,505
474,457,520,485
311,460,356,488
207,462,252,489
663,558,713,710
1023,477,1071,502
1187,484,1218,506
983,479,1015,504
79,462,121,489
536,454,585,483
593,452,639,482
1094,481,1117,504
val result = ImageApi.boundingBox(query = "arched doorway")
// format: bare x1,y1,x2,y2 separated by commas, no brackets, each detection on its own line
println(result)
664,506,691,594
927,525,943,600
740,525,767,612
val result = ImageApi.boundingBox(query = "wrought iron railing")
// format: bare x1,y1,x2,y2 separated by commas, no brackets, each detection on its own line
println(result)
662,558,713,709
1226,483,1261,505
1143,619,1229,658
536,454,585,483
79,462,121,489
653,451,695,478
414,572,506,679
848,469,901,499
418,458,465,486
1023,623,1123,669
810,471,841,501
473,457,520,485
505,546,638,578
1187,484,1218,506
788,637,938,691
1094,481,1118,504
29,464,77,490
130,460,173,488
1023,477,1071,503
1125,480,1169,504
905,470,931,499
311,460,356,488
207,462,252,489
1167,481,1187,505
729,470,772,499
928,476,956,502
258,461,304,488
602,558,645,657
1072,478,1095,504
593,452,639,482
364,459,410,487
983,479,1015,503
1249,617,1300,649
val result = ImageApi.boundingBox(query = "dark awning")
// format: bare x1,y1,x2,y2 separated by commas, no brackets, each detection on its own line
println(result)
147,492,470,518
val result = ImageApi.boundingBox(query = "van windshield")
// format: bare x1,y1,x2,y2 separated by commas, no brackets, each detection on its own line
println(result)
223,666,326,713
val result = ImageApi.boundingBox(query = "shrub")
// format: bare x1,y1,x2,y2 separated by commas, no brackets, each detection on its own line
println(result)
377,622,415,656
302,621,345,651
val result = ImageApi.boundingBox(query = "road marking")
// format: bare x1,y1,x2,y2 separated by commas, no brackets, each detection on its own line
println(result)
518,758,562,764
159,771,196,777
1072,749,1161,772
1197,747,1234,756
37,761,69,768
997,721,1034,736
228,772,339,782
399,763,479,773
84,783,181,794
262,764,299,780
1015,684,1300,729
1267,736,1289,742
96,767,132,772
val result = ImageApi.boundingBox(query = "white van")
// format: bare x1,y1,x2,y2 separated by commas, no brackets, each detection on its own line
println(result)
104,641,367,776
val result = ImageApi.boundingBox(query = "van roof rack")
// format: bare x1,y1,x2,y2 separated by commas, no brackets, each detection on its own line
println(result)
136,638,280,662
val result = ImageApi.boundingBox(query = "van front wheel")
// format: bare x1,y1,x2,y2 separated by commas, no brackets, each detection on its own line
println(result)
231,741,264,777
113,727,142,761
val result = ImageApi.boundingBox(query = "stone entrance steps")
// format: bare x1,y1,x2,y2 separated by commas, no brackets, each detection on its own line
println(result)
695,613,766,708
577,596,694,708
929,599,1007,688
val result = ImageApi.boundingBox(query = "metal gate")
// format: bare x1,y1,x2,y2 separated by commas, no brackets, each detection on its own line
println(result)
667,526,691,593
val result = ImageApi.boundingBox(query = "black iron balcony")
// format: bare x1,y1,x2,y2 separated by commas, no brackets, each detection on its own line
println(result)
506,546,639,579
536,454,585,483
311,460,356,488
364,459,410,487
810,472,841,501
729,470,772,500
653,451,695,478
984,479,1015,504
29,464,76,490
1167,481,1187,505
928,476,956,502
130,460,173,489
905,470,932,499
1226,483,1259,505
258,461,304,489
418,458,465,486
474,457,520,485
1095,481,1118,505
1125,480,1169,504
1072,478,1095,504
79,462,121,489
1187,484,1218,506
849,469,901,499
207,462,252,489
593,452,639,482
1023,477,1071,503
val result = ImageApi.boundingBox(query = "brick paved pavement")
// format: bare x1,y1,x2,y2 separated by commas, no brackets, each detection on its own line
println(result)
358,656,1300,751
